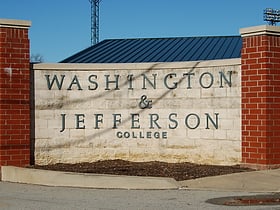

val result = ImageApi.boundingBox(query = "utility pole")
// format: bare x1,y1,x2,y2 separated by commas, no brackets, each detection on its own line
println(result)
89,0,101,45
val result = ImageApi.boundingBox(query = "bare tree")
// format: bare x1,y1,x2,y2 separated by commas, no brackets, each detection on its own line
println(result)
31,53,44,63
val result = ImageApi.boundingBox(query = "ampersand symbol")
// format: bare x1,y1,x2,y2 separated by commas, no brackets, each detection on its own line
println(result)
139,95,152,109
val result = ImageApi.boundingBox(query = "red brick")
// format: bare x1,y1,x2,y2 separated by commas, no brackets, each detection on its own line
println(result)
0,22,31,167
249,153,262,159
245,158,258,164
241,29,280,167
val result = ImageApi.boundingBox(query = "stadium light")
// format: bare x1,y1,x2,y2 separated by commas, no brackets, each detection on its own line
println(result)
264,8,280,26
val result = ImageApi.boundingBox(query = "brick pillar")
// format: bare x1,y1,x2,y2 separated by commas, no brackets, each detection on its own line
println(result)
240,25,280,169
0,19,31,167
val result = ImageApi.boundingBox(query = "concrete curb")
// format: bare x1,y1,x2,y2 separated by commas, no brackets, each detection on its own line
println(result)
1,166,179,190
2,166,280,192
179,169,280,192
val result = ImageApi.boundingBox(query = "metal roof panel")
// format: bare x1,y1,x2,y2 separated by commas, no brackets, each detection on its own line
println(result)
61,36,242,63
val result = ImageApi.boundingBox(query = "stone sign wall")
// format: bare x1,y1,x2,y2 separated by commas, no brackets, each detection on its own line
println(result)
2,18,280,169
34,59,241,165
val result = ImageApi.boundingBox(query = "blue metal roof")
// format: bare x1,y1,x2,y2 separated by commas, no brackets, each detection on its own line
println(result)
61,36,242,63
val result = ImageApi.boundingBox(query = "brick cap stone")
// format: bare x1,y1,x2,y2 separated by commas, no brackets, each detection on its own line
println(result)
0,18,31,29
240,25,280,37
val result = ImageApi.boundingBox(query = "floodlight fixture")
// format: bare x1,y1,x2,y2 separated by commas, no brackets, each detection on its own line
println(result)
264,8,280,26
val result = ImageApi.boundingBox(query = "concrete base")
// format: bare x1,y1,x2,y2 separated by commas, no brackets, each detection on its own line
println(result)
241,163,280,170
1,166,178,190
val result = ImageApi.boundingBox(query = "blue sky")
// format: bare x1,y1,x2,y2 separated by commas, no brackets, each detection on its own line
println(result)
0,0,279,62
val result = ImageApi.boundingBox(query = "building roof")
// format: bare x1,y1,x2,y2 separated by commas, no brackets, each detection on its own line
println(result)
61,36,242,63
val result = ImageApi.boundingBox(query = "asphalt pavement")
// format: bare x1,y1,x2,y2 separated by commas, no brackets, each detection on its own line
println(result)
0,182,279,210
1,166,280,209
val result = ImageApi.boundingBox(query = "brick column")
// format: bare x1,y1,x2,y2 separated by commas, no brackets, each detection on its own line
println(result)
240,25,280,169
0,19,31,167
